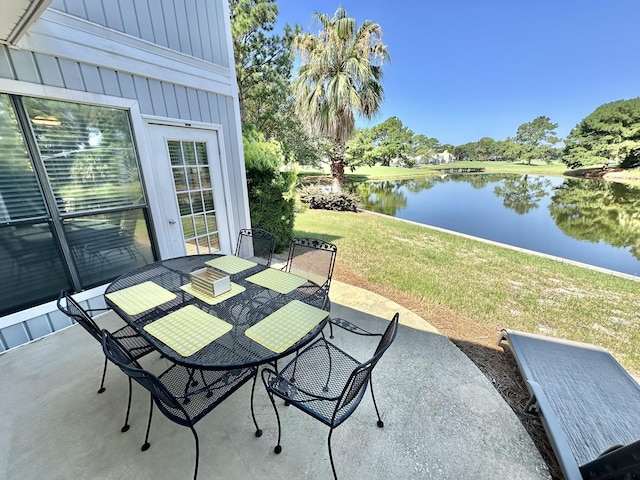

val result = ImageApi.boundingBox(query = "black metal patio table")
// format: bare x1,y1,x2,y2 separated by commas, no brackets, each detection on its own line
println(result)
104,254,330,371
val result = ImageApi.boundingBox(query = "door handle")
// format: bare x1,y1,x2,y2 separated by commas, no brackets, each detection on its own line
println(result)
168,219,176,225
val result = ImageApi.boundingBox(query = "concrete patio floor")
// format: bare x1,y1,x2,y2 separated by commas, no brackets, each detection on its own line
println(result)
0,281,550,479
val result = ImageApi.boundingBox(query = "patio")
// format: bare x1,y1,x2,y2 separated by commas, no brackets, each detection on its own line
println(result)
0,281,550,479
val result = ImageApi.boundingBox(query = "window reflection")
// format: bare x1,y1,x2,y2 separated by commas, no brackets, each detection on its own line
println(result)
0,223,71,312
24,97,144,214
64,209,154,287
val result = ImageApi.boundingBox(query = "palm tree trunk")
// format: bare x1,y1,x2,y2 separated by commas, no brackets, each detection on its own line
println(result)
330,142,345,193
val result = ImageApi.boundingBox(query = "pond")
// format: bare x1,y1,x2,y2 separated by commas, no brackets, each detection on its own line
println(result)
349,173,640,278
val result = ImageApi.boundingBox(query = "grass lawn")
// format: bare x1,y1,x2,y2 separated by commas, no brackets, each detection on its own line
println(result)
293,208,640,374
299,161,570,182
301,161,640,185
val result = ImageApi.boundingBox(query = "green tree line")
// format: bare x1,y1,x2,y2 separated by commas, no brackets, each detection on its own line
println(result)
231,0,640,245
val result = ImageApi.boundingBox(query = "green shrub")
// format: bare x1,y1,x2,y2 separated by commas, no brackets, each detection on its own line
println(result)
621,151,640,169
299,185,359,212
243,127,296,252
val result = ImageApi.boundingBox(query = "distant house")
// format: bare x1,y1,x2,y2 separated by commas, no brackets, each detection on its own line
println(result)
0,0,249,351
430,150,455,164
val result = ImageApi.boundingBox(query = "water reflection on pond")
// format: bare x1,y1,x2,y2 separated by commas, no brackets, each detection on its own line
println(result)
348,174,640,277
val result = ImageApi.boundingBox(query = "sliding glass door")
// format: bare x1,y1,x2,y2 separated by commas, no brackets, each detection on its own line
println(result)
0,94,156,315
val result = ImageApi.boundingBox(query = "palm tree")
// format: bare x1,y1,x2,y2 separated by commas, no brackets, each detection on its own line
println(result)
292,7,390,192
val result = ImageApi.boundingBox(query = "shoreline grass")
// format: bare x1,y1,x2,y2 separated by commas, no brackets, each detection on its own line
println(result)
293,208,640,374
299,161,640,185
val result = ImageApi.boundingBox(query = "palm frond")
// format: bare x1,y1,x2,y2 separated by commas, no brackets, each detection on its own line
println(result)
291,6,390,185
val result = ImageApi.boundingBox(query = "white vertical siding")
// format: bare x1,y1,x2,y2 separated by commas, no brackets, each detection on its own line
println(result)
175,85,190,118
83,0,106,25
58,57,84,89
133,75,153,112
100,68,121,97
162,82,180,118
161,0,182,52
186,87,202,121
80,63,103,94
103,1,123,31
0,47,13,78
11,50,40,83
0,41,246,234
173,0,192,54
59,0,86,18
148,79,167,117
34,53,65,87
118,0,141,37
49,0,229,68
195,0,211,60
117,71,137,99
133,1,155,42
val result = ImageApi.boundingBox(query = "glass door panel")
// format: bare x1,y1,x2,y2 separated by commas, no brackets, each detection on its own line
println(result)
167,140,220,255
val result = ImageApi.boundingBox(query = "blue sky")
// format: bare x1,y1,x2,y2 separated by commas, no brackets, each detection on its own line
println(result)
276,0,640,146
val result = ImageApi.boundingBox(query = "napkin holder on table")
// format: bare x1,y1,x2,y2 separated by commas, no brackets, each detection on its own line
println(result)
190,267,231,297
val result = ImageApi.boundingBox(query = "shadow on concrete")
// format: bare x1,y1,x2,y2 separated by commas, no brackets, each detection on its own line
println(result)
451,337,563,480
0,297,551,479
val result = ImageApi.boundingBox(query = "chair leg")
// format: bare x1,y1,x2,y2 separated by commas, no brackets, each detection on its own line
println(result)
98,357,108,393
121,377,132,432
190,426,200,480
182,369,198,405
322,340,332,393
368,376,384,428
328,427,338,480
250,372,262,437
261,370,282,454
141,394,154,451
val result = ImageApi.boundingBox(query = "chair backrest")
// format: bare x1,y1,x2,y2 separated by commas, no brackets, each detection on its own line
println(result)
118,210,138,241
284,237,337,288
333,313,399,425
0,227,20,256
56,291,102,343
101,330,192,427
235,228,276,266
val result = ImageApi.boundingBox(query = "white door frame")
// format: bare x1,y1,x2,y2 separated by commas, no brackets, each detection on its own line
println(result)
141,117,235,259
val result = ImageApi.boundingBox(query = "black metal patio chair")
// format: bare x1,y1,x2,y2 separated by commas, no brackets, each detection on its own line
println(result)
259,312,400,480
56,291,154,427
283,237,336,310
101,330,258,480
235,228,276,267
81,210,143,270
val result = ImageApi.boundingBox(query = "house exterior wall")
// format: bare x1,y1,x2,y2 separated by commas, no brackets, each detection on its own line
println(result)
0,0,249,352
48,0,229,68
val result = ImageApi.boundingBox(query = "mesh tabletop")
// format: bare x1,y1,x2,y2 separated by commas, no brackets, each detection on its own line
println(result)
245,268,307,294
105,254,330,370
105,281,176,315
143,305,232,357
245,300,329,353
205,255,257,274
180,282,246,305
